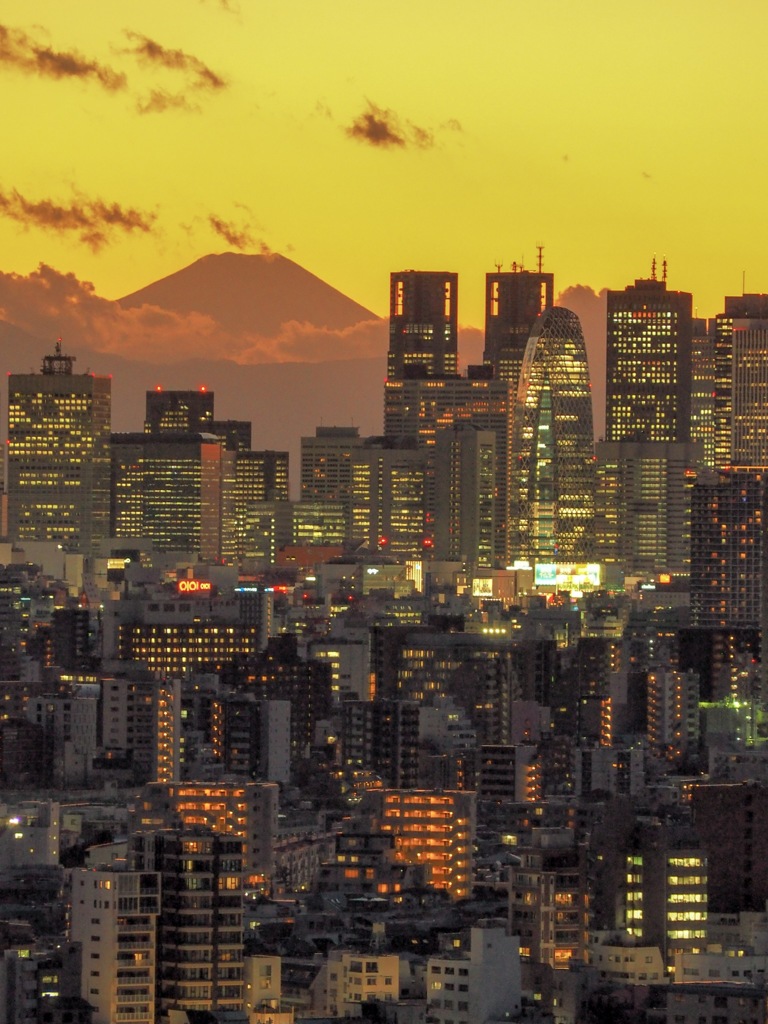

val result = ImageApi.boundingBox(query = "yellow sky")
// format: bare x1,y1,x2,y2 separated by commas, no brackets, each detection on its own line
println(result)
3,0,768,326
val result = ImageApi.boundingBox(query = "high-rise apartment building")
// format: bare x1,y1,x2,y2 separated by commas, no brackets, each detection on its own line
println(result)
606,272,693,443
622,823,707,968
101,675,182,783
509,307,596,563
70,866,160,1024
8,343,111,553
133,781,279,886
388,271,458,380
690,469,765,628
130,830,244,1019
508,829,589,968
483,264,553,385
366,788,476,899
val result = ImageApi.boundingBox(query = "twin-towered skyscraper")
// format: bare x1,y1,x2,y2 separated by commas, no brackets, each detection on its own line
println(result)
385,265,595,565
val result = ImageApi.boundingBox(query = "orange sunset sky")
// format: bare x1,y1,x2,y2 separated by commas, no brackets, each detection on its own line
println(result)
2,0,768,327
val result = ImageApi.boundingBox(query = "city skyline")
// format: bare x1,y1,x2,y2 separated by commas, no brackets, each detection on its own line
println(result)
2,0,768,333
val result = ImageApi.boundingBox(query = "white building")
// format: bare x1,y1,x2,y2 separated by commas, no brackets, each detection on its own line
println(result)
427,926,521,1024
326,951,406,1017
588,931,666,984
0,802,59,868
70,866,160,1024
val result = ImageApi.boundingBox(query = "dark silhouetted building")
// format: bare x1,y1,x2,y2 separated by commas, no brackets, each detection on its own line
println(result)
388,271,458,380
483,264,554,385
690,469,765,628
144,387,214,434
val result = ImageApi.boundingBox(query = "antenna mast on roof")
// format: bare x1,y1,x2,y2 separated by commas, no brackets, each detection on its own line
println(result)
536,243,544,274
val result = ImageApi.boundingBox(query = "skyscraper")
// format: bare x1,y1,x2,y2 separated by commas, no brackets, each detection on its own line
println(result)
144,387,214,434
690,318,716,468
730,318,768,466
712,294,768,467
606,270,693,443
384,374,514,563
388,270,458,380
594,440,700,576
111,432,227,560
7,342,111,553
434,424,497,565
350,438,429,556
483,264,554,385
509,307,596,563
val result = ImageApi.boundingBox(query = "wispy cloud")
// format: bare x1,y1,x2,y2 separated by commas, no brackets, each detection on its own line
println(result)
0,188,155,250
137,89,198,115
0,23,125,90
346,101,434,150
122,31,225,90
208,215,262,251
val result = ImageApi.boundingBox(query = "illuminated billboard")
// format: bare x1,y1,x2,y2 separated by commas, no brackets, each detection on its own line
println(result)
534,563,601,590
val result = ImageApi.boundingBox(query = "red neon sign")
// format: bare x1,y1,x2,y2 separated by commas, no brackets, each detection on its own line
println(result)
177,579,212,594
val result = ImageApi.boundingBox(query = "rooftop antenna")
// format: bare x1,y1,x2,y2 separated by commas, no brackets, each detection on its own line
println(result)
536,243,544,274
495,260,503,273
662,257,667,283
511,261,518,273
651,255,657,281
743,270,746,295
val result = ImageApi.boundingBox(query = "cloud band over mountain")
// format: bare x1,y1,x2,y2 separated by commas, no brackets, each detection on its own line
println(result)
0,263,386,365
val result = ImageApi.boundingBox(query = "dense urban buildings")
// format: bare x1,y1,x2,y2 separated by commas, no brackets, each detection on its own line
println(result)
5,259,768,1024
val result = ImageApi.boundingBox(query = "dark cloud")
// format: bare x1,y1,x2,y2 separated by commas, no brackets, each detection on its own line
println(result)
122,31,225,91
137,89,198,115
0,23,125,90
0,264,387,366
0,188,154,250
346,101,435,150
441,118,463,132
208,215,258,251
